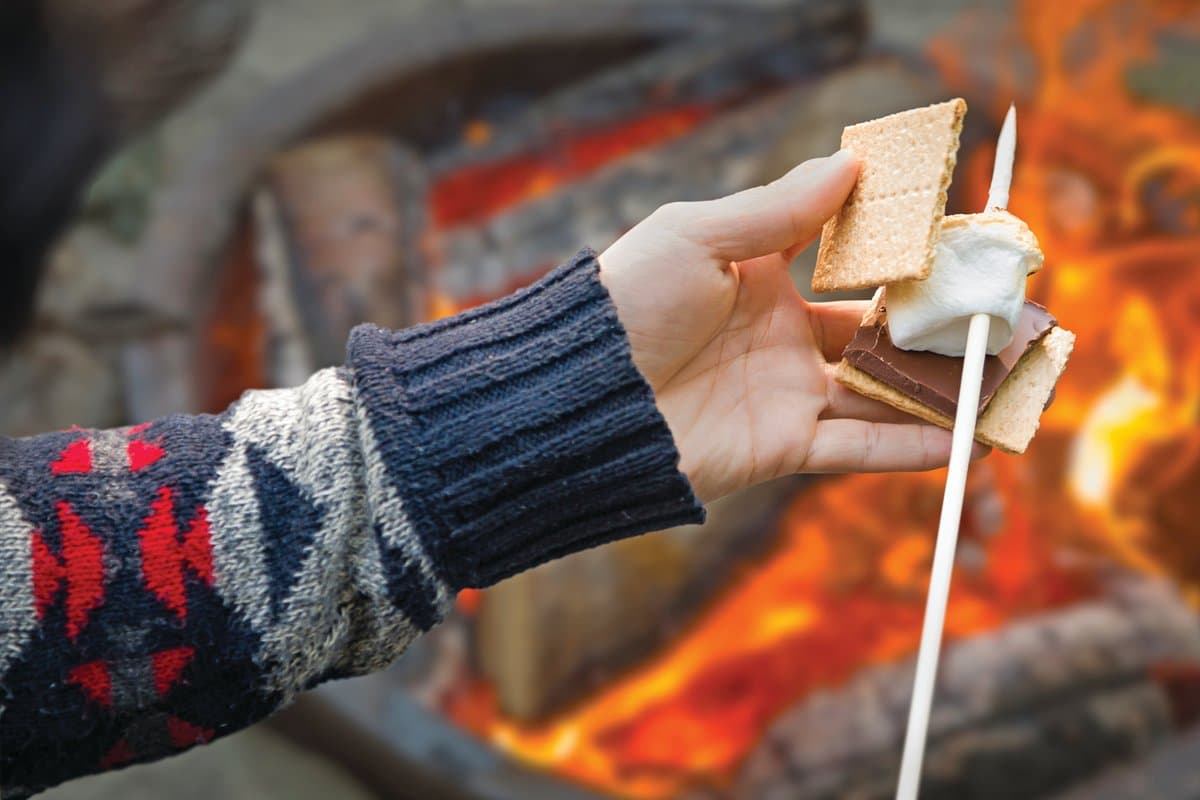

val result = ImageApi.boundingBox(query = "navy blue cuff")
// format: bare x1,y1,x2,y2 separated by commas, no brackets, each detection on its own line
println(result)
347,248,704,589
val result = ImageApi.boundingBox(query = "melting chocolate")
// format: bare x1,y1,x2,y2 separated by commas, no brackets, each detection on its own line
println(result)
844,301,1057,417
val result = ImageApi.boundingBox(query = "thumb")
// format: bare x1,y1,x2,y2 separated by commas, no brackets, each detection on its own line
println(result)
676,149,859,263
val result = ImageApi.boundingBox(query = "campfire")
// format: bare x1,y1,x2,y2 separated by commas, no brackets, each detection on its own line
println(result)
168,1,1200,798
436,2,1200,798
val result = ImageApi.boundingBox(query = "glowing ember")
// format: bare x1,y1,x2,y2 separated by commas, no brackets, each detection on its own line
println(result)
431,106,712,229
199,220,268,411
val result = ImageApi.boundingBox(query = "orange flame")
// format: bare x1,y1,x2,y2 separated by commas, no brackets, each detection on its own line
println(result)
447,466,1096,798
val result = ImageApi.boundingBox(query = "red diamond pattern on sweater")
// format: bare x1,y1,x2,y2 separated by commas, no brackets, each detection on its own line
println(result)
67,647,196,713
127,440,165,472
151,647,195,696
67,661,112,708
30,502,105,640
31,531,65,620
50,439,91,475
137,488,214,619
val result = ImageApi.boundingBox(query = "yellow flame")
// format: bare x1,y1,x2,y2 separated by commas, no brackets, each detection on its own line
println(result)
1069,374,1162,506
1069,297,1177,507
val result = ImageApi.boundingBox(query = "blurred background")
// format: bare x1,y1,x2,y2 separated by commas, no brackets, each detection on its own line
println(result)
13,0,1199,798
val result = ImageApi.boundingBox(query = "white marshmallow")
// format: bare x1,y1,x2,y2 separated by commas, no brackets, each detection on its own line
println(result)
885,210,1043,357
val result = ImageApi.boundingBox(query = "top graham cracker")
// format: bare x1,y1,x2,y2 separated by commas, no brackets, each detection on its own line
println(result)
812,98,967,293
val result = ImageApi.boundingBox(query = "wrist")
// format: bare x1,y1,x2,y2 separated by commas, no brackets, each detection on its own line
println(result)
347,248,705,589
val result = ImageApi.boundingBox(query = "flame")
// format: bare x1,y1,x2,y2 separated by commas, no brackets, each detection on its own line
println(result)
447,467,1095,798
1069,297,1185,507
442,3,1200,796
997,3,1200,575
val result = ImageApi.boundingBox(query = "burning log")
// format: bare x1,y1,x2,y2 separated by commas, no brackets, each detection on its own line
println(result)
253,136,428,384
745,684,1172,800
434,85,816,303
429,2,867,188
475,477,806,721
737,576,1200,800
431,56,940,305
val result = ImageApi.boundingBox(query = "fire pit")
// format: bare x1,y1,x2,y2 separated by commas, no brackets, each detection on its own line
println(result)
129,0,869,415
121,1,1200,798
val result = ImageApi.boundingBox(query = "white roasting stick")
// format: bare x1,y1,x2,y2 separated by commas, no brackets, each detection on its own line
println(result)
895,104,1017,800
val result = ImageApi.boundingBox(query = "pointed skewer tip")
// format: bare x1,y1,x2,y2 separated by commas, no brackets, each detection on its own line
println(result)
987,104,1017,211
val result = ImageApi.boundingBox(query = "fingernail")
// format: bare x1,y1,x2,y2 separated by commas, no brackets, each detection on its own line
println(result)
827,148,857,170
805,149,857,181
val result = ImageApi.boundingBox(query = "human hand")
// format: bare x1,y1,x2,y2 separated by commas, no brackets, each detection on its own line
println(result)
599,151,988,504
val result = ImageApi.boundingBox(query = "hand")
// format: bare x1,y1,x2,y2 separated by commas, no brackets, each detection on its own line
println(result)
599,151,988,504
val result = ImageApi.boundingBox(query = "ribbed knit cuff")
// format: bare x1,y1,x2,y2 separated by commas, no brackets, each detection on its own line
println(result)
347,248,704,589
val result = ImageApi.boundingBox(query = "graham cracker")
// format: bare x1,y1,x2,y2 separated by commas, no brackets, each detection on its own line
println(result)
833,326,1075,455
813,98,967,293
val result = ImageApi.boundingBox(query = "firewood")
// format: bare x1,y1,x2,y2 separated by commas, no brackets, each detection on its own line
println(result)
253,136,427,383
429,3,866,178
475,477,808,722
737,576,1200,800
434,85,813,303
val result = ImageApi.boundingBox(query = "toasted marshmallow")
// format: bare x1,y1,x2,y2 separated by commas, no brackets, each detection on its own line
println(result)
885,209,1043,357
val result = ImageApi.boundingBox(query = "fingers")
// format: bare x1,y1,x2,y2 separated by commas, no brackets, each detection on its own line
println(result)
665,150,859,263
820,378,926,424
801,419,991,473
810,299,872,361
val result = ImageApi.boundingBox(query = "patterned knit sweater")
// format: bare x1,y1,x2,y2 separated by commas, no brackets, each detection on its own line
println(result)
0,250,704,798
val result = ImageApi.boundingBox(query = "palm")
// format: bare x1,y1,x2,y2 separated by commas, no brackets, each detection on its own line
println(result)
652,253,829,501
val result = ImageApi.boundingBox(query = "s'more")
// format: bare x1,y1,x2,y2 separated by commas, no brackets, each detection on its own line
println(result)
813,98,1074,455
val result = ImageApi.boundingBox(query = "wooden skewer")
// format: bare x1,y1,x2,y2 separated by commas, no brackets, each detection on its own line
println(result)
894,104,1017,800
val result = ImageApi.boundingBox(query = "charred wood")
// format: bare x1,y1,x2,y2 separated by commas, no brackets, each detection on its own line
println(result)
738,577,1200,800
253,137,428,382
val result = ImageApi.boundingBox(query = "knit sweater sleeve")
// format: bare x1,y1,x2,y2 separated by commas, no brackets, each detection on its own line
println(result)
0,249,703,798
